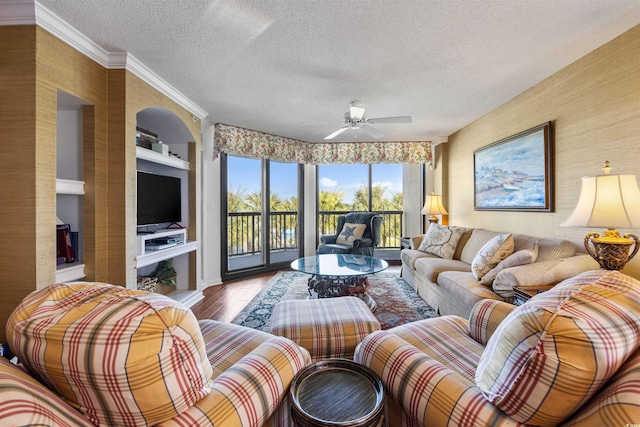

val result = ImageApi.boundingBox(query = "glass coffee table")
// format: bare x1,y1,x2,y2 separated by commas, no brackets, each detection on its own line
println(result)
290,254,388,311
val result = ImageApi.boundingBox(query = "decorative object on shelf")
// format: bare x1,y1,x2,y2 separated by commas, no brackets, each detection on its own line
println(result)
421,192,448,224
561,161,640,270
137,276,158,293
474,122,553,212
137,259,177,295
136,126,157,149
152,141,169,156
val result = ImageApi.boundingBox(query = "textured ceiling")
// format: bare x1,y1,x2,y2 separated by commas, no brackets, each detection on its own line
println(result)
37,0,640,143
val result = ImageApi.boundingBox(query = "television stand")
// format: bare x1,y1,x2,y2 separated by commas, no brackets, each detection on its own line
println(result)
165,222,184,229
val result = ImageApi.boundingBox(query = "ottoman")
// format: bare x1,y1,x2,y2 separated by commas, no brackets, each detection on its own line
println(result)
269,296,381,361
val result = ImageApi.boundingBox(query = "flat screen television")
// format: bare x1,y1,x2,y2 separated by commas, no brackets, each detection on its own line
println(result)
137,171,182,226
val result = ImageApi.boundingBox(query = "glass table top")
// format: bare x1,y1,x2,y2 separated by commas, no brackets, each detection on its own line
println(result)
291,254,389,277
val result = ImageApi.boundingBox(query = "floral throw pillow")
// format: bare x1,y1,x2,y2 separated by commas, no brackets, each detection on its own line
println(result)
472,233,514,280
417,223,466,260
336,223,367,245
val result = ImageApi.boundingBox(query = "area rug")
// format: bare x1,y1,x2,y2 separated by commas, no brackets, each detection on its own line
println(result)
232,271,438,331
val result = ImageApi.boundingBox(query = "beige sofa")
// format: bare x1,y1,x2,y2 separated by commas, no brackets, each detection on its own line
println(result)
401,227,599,318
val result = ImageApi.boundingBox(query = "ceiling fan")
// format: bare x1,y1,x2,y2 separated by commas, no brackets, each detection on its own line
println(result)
324,101,412,140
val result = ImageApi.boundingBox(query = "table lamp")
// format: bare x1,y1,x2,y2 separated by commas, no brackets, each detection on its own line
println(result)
561,161,640,270
421,192,448,224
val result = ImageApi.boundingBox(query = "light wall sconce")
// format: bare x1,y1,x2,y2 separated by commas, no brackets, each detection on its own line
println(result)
561,161,640,270
421,192,448,224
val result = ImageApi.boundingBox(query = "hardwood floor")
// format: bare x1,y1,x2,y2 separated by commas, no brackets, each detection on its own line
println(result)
190,266,401,323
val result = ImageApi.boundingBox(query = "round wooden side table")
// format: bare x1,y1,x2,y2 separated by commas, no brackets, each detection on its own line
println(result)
290,358,384,427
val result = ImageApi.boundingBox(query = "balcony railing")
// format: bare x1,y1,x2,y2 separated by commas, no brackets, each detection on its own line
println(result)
228,210,403,258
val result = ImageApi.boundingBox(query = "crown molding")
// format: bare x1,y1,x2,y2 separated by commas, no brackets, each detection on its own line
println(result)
1,0,207,119
431,136,449,147
0,0,35,25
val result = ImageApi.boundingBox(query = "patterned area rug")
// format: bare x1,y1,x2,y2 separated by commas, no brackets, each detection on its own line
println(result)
232,271,438,331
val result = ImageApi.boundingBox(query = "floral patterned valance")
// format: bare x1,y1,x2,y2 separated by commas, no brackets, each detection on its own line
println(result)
214,123,432,165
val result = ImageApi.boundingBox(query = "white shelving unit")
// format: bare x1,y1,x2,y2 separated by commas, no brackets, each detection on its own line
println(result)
135,133,201,307
56,177,86,282
56,91,87,283
136,146,189,170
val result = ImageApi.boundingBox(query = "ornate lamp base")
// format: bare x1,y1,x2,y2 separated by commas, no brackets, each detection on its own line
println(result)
428,215,439,224
584,229,640,271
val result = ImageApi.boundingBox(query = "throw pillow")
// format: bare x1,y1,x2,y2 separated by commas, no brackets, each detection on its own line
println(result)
479,242,539,286
476,270,640,426
471,233,514,280
336,222,367,245
417,223,466,260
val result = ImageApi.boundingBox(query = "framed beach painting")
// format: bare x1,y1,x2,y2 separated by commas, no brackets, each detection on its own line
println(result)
474,122,553,212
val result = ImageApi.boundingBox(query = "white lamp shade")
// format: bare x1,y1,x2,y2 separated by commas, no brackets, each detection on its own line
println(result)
421,194,448,216
561,174,640,228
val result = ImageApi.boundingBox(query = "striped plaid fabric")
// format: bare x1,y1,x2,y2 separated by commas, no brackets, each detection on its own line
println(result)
0,357,94,427
388,316,483,382
476,270,640,426
196,319,311,427
269,296,381,361
198,319,277,378
354,330,527,426
158,336,310,427
7,282,213,427
562,346,640,426
467,299,515,346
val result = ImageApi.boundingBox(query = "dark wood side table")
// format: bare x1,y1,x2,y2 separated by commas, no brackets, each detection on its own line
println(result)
290,358,384,427
513,285,555,306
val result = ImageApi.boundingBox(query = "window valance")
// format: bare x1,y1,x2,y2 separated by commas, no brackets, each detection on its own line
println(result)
214,123,432,165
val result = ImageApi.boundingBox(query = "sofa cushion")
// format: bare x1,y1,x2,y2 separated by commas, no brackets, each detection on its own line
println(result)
0,357,94,427
336,222,366,245
453,228,474,260
476,270,640,426
471,234,514,280
437,271,503,311
7,282,213,427
401,248,439,270
479,242,539,286
414,257,471,283
417,223,466,260
459,229,503,264
492,254,599,299
536,237,576,261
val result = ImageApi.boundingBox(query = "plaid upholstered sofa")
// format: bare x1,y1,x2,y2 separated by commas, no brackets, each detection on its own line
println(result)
355,269,640,426
1,282,311,427
401,224,599,319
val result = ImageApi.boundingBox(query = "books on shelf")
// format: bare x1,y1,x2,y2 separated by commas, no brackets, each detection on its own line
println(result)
56,224,75,263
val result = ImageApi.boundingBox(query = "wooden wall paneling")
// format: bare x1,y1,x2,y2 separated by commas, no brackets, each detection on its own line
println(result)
106,69,131,286
0,26,38,343
446,23,640,278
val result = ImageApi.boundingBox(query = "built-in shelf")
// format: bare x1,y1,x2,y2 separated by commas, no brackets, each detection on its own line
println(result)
136,146,189,170
56,178,85,195
56,261,86,282
136,241,197,269
168,289,204,308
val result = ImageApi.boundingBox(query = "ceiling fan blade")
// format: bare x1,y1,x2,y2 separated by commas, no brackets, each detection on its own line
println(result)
350,106,366,120
361,125,385,139
324,126,350,140
366,116,412,124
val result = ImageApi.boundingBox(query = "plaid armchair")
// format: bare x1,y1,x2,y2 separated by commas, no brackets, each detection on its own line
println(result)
5,282,311,427
318,212,383,256
354,270,640,426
